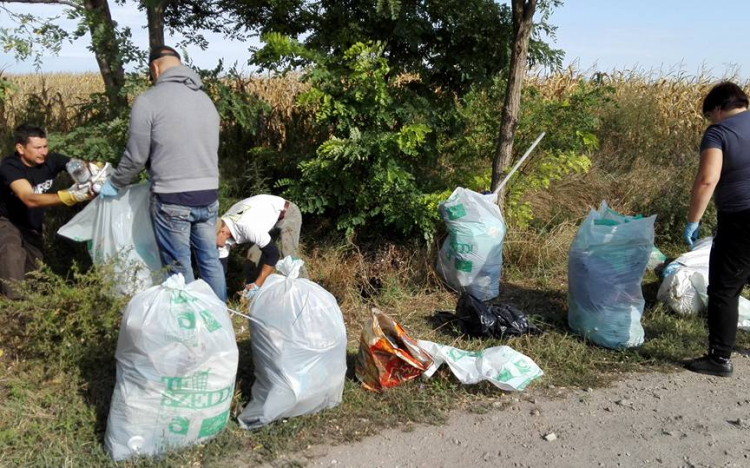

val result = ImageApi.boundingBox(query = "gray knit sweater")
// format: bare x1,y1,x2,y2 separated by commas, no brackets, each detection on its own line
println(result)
110,65,220,194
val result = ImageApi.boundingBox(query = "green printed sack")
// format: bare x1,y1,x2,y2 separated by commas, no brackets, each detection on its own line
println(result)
416,340,543,392
436,188,506,301
104,274,239,461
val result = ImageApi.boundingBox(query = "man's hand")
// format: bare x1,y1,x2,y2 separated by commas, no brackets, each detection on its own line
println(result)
684,221,700,249
58,183,95,206
99,179,120,199
242,283,261,300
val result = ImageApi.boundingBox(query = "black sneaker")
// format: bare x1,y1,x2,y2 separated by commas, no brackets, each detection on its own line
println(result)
685,355,733,377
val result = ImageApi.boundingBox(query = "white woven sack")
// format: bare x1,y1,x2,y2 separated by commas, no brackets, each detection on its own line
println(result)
104,275,238,461
238,257,347,429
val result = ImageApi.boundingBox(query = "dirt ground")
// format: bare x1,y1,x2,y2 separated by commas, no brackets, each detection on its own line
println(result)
267,353,750,468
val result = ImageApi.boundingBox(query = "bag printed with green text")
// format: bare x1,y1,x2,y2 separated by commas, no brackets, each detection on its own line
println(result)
417,340,543,392
436,188,506,301
104,274,239,461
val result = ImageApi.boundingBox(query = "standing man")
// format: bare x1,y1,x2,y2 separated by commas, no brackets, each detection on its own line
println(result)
215,194,307,298
684,81,750,377
99,46,226,301
0,124,94,299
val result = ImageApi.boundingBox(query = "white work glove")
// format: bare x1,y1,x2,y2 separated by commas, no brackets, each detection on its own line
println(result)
58,183,95,206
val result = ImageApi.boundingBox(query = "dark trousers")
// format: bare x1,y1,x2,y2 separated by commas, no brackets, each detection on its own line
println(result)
707,209,750,358
0,217,44,300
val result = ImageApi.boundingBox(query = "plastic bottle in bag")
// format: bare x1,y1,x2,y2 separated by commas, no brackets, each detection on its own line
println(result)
66,159,92,184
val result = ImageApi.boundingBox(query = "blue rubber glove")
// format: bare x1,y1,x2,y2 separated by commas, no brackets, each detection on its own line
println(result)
683,221,700,249
243,283,260,300
99,179,120,199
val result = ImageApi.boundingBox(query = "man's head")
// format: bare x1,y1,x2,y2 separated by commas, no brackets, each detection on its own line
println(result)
703,81,749,123
216,219,234,247
148,45,181,83
14,123,48,167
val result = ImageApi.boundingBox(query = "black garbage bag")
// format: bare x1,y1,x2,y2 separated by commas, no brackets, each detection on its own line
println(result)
438,293,541,338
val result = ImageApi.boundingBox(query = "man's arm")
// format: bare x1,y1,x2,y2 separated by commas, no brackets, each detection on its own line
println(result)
109,96,153,189
688,147,723,222
248,242,279,288
253,263,275,287
10,179,67,208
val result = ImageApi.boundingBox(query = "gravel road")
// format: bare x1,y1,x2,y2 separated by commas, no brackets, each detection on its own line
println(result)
274,353,750,468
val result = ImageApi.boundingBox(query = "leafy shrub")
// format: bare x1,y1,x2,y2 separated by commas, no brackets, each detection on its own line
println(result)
261,37,438,240
0,262,127,369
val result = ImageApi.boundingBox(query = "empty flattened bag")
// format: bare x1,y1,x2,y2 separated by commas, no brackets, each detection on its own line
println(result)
567,201,655,349
355,308,433,392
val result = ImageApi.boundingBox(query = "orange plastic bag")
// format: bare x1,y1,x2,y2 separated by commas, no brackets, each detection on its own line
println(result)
355,308,433,392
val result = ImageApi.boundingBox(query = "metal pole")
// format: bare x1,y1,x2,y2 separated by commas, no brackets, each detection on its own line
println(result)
492,131,546,196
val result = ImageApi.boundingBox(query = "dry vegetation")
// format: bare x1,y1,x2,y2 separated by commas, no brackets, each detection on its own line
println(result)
3,68,750,466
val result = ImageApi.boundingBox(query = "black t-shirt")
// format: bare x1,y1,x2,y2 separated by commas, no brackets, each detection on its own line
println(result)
0,152,70,231
700,110,750,212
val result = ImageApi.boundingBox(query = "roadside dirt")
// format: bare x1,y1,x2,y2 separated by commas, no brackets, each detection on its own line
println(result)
268,353,750,468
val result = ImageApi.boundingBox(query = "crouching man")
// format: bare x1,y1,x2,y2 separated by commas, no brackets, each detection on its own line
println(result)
216,194,307,298
0,124,95,299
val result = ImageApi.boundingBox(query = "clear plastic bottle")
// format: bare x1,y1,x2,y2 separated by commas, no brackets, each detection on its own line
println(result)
66,159,91,185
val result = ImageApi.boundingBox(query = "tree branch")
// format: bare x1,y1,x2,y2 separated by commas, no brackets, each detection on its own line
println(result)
0,0,82,10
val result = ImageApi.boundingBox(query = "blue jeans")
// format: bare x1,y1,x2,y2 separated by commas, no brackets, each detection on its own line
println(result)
150,197,226,302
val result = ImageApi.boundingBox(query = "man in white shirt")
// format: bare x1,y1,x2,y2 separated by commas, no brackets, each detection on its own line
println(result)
216,194,307,297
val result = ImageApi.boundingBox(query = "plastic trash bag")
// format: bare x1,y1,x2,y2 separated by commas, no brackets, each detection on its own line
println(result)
442,292,541,338
58,182,161,295
436,187,506,301
104,274,238,461
647,246,667,271
657,237,750,329
567,201,655,349
355,308,433,392
238,257,347,429
657,237,712,316
417,340,544,392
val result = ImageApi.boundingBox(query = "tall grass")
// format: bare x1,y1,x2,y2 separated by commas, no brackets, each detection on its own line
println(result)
2,67,748,465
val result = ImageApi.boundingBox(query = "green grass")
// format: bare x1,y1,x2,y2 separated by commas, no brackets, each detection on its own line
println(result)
2,246,749,467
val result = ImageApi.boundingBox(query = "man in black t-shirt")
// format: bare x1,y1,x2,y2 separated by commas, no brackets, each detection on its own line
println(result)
0,124,94,299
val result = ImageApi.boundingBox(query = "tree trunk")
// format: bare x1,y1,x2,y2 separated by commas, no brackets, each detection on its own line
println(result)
82,0,127,111
490,0,537,207
146,0,168,49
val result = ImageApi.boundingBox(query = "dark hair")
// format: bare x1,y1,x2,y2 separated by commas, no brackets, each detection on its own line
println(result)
702,81,749,115
14,123,46,146
148,45,181,64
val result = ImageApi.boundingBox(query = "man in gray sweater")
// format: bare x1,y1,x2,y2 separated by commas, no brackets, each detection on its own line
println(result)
100,46,226,301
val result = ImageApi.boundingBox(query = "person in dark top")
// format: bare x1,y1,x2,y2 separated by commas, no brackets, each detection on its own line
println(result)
684,82,750,377
0,123,94,299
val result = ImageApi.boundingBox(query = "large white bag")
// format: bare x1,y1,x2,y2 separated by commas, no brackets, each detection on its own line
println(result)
436,187,506,301
58,182,162,295
568,201,655,349
238,257,347,429
657,237,750,329
104,275,239,461
657,237,712,316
